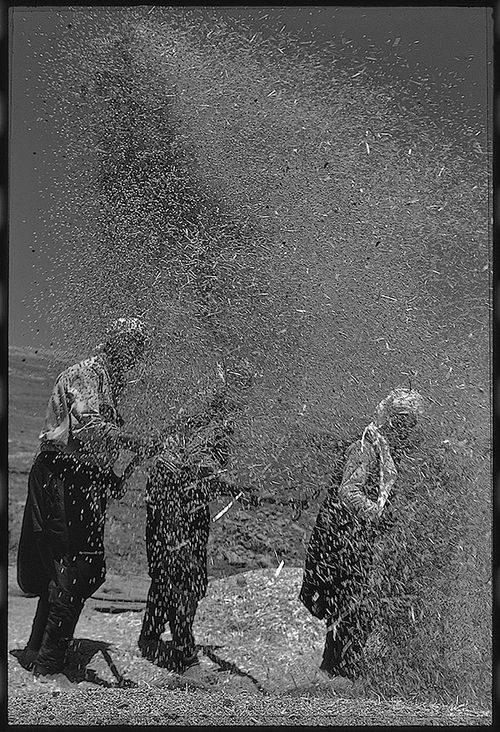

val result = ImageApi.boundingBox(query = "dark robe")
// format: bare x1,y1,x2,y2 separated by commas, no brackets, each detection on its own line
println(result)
299,438,395,621
145,418,238,602
17,451,120,596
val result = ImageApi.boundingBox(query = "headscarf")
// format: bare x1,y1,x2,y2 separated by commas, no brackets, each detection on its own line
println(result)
361,387,424,509
374,387,425,427
104,317,147,349
95,317,147,353
94,317,147,395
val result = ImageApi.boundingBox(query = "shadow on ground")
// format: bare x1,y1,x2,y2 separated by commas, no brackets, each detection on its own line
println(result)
10,639,138,689
10,638,275,694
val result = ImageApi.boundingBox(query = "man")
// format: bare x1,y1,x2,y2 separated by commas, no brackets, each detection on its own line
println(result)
16,317,159,679
299,387,424,683
138,362,258,680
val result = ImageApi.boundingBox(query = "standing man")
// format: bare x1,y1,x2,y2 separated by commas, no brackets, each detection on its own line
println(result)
299,387,424,683
138,361,258,679
16,317,159,678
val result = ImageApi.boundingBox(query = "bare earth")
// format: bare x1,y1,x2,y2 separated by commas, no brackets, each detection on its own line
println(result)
7,566,490,726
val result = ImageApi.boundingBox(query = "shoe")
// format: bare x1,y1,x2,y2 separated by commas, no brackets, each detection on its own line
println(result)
329,675,355,696
10,647,38,672
316,667,355,690
33,670,74,688
157,644,199,675
32,664,66,681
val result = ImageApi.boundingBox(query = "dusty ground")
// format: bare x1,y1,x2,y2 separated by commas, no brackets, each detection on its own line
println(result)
7,566,491,726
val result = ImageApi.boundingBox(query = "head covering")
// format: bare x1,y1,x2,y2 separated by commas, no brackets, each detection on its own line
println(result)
361,387,424,510
99,318,147,364
374,387,424,427
105,317,147,347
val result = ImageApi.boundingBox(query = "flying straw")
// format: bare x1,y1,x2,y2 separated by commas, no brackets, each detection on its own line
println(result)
212,491,243,522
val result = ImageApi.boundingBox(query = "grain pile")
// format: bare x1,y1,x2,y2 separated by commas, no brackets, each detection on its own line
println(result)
7,687,490,727
8,570,491,726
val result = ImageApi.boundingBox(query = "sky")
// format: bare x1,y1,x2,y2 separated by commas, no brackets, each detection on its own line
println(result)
8,5,492,349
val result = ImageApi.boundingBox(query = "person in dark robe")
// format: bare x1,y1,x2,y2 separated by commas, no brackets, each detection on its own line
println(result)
16,318,159,678
138,363,258,679
299,387,424,682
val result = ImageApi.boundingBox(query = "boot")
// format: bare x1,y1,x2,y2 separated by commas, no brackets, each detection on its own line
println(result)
10,647,39,672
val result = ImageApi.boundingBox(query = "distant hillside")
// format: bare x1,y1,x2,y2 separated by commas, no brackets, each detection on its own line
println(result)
9,344,83,369
8,346,70,467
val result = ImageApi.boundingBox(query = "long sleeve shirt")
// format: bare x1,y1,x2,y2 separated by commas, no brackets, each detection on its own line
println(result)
38,355,124,470
337,441,382,522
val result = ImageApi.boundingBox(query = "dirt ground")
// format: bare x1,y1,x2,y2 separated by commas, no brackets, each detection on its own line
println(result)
7,566,491,726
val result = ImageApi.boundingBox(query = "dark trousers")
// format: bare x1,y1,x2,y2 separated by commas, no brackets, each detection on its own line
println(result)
18,452,108,674
140,577,199,671
33,556,105,673
26,587,50,653
320,606,373,680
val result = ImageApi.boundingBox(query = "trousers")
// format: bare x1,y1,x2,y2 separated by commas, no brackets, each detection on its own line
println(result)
140,577,199,671
26,587,50,653
18,451,109,673
33,555,105,673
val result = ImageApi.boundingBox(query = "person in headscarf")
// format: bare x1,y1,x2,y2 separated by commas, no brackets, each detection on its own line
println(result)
299,386,424,682
138,361,258,679
16,317,160,679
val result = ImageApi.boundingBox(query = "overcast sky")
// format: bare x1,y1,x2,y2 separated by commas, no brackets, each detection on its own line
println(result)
9,5,492,349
